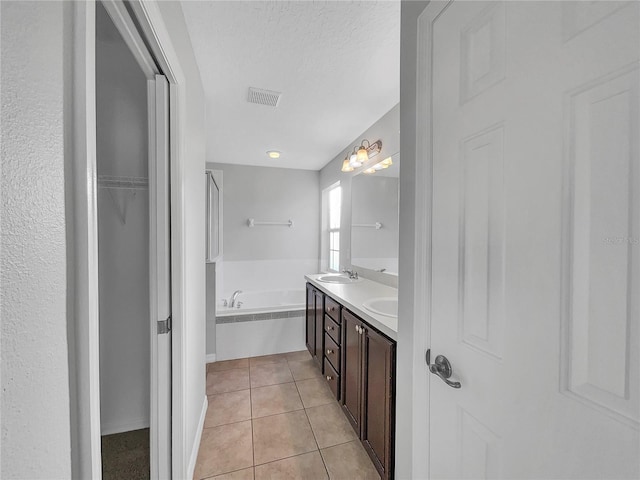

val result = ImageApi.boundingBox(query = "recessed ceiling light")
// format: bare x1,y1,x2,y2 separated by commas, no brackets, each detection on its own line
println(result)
267,150,280,159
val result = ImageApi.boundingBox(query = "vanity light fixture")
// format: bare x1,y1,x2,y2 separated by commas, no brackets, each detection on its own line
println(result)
364,155,393,174
344,139,383,171
267,150,281,159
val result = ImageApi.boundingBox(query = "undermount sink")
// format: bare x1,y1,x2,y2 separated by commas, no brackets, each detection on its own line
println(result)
362,297,398,318
316,274,362,284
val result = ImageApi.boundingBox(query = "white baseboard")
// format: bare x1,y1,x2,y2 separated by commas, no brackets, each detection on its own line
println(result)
101,417,150,436
205,353,217,364
187,395,208,480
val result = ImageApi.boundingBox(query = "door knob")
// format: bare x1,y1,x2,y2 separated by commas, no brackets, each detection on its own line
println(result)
426,349,461,389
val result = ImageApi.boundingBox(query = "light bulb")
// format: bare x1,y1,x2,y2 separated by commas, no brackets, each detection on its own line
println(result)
267,150,280,159
357,146,369,164
341,159,354,172
364,167,376,174
349,153,362,168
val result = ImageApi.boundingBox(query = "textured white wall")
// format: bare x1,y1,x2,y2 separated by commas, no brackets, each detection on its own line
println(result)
154,2,207,475
0,1,72,478
96,3,150,435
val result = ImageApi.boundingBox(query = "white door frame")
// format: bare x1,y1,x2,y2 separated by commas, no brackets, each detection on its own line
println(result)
395,1,432,479
70,1,190,477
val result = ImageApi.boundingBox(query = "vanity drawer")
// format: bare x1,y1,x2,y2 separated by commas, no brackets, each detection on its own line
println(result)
325,296,341,323
324,332,340,373
324,358,340,400
324,314,340,345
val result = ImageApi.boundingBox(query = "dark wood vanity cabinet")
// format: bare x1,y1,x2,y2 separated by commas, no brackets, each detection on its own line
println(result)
305,284,315,356
341,309,362,431
361,324,395,480
306,282,396,480
341,309,395,480
305,284,324,369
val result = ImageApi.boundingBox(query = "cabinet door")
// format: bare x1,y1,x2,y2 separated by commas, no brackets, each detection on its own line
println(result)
305,284,315,356
341,310,362,434
313,291,324,368
362,326,395,479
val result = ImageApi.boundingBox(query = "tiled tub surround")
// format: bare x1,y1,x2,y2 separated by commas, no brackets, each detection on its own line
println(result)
195,350,381,480
216,259,319,302
216,309,304,324
215,290,306,360
216,290,305,317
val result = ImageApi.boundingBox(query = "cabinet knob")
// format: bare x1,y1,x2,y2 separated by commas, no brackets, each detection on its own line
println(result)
326,349,333,355
326,375,333,381
327,325,334,331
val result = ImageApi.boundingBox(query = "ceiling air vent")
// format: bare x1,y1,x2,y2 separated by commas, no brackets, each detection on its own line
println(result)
247,87,282,107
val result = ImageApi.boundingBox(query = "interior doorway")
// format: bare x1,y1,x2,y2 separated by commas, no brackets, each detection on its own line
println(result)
95,2,172,478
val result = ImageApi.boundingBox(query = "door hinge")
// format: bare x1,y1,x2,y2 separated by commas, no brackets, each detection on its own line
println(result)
157,315,172,334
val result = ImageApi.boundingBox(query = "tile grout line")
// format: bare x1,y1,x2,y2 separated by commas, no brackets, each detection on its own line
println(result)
293,378,332,479
249,360,256,473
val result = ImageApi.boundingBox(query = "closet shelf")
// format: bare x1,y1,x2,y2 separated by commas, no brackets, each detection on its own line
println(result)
247,218,294,228
98,175,148,190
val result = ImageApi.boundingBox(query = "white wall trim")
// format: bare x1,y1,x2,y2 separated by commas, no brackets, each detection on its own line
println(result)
187,396,208,480
127,2,190,477
101,418,151,436
69,2,102,478
205,353,217,364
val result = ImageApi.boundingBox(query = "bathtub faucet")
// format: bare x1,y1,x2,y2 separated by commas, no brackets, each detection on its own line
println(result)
229,290,243,308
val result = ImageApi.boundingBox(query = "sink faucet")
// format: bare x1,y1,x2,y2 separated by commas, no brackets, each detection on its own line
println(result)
342,269,358,280
229,290,243,308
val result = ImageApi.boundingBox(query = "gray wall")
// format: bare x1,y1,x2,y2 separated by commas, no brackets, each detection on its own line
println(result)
1,2,72,477
210,163,320,261
319,103,399,284
96,3,150,434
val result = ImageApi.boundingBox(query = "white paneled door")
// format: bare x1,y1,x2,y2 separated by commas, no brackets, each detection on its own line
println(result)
149,74,172,479
419,1,639,478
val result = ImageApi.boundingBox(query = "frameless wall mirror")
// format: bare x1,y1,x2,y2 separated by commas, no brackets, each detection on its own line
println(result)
206,169,223,262
350,152,399,276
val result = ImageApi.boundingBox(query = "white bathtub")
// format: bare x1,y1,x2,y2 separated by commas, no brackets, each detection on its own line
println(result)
217,289,305,317
215,288,307,360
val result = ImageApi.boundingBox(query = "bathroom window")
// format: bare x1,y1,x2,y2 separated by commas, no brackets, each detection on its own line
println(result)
328,184,341,272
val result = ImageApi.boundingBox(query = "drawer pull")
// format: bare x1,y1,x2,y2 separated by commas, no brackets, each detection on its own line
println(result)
326,349,334,355
326,375,333,381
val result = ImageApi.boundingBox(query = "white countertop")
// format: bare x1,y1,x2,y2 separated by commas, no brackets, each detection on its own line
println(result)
305,273,398,341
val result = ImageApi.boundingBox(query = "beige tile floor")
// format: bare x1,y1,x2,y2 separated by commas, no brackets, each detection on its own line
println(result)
194,350,381,480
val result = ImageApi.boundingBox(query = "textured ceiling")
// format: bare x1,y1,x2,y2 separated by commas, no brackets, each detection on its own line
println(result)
181,1,400,170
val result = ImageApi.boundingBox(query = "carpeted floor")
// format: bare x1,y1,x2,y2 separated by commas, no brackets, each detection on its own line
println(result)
101,428,150,480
